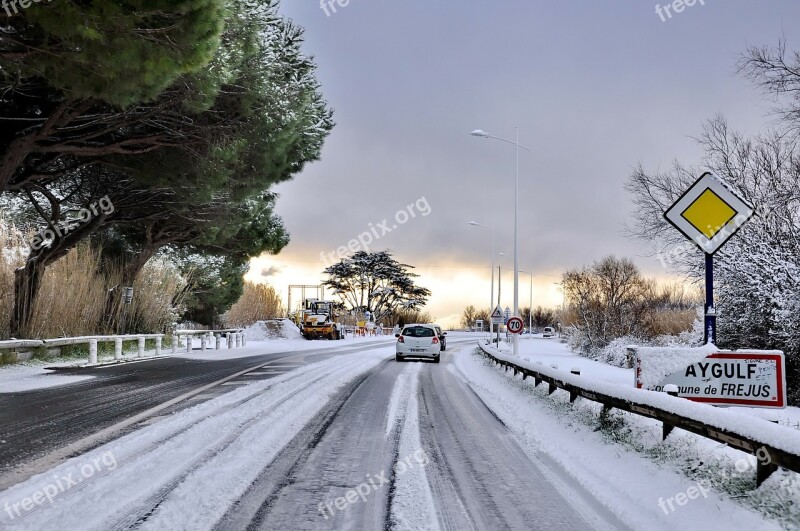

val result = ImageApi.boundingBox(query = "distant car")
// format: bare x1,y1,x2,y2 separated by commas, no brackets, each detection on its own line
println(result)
395,324,441,363
432,324,447,351
543,326,555,338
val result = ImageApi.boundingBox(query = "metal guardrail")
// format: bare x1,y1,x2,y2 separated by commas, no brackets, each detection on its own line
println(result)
476,341,800,486
0,329,247,365
173,329,246,353
0,335,166,365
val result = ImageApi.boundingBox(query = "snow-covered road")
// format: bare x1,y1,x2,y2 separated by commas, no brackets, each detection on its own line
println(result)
1,335,793,530
1,338,617,530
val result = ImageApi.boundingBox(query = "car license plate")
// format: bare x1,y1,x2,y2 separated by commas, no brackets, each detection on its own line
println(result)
411,349,425,353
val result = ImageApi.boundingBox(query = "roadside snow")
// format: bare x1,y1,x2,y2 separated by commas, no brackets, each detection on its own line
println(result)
242,319,303,341
0,364,94,393
481,341,800,457
455,347,788,531
506,337,800,430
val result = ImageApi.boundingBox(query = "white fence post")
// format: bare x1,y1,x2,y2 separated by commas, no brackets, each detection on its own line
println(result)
155,336,162,357
201,335,207,351
241,333,246,347
227,333,233,349
138,336,145,358
186,334,191,353
89,338,98,365
235,333,241,348
215,334,221,350
115,338,123,360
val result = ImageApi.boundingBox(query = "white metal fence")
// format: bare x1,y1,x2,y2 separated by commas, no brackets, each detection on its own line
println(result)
0,329,246,366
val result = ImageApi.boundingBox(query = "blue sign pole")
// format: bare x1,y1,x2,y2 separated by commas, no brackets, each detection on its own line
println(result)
704,253,716,345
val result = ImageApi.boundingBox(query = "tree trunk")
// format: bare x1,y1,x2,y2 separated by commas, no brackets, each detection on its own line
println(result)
103,247,158,334
11,258,46,338
10,212,108,338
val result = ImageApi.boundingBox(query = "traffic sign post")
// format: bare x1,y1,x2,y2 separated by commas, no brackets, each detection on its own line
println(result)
507,317,524,335
663,172,755,344
490,305,504,325
490,305,503,344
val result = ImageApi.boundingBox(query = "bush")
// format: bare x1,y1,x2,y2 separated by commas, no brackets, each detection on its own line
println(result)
0,216,186,338
223,282,283,327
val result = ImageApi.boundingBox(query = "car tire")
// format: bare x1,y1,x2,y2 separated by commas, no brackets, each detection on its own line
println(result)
395,354,404,362
433,355,440,364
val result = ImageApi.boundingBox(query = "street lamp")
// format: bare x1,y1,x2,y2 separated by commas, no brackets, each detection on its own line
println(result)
468,221,496,334
471,128,531,357
501,267,534,335
520,270,534,334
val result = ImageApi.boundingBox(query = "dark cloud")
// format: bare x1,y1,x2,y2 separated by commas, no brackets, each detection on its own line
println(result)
263,2,800,320
261,266,283,278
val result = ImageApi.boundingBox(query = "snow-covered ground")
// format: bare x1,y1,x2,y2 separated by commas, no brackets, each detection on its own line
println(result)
0,364,95,393
0,325,394,393
493,335,800,428
2,332,797,529
467,338,800,529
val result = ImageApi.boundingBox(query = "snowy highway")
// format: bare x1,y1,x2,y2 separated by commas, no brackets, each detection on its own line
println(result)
1,335,794,530
1,337,621,530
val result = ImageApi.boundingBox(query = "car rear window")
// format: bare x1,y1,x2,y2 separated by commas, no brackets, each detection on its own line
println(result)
402,326,434,337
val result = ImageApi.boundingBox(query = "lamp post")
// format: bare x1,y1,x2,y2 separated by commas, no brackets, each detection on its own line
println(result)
501,267,534,334
471,128,531,357
522,270,534,334
468,221,497,334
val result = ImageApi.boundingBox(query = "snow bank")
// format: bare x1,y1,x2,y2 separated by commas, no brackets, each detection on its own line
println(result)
456,349,788,531
242,319,303,341
478,341,800,457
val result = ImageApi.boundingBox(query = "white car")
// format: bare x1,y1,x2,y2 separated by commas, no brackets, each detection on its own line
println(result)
543,326,555,338
395,324,441,363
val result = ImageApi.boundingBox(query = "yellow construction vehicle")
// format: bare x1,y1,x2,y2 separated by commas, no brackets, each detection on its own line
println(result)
297,299,343,340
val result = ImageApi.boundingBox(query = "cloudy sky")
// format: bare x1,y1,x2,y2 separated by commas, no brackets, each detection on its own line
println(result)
247,0,800,327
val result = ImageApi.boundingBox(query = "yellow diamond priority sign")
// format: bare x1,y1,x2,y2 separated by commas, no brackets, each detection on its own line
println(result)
663,172,754,255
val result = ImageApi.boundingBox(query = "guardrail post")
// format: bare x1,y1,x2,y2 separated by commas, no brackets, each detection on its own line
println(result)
172,336,177,355
235,333,241,348
155,336,162,357
138,336,145,358
215,334,221,350
115,338,123,360
89,338,98,365
185,335,191,352
757,454,779,487
200,335,207,351
242,333,247,347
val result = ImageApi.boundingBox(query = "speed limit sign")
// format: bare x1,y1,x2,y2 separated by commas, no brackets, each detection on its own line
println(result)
506,317,524,334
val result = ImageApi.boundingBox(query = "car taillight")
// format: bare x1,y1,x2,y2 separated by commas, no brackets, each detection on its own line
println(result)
398,336,404,343
432,337,439,344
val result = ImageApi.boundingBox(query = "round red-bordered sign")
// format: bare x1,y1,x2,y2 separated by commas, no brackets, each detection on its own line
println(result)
507,317,524,334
